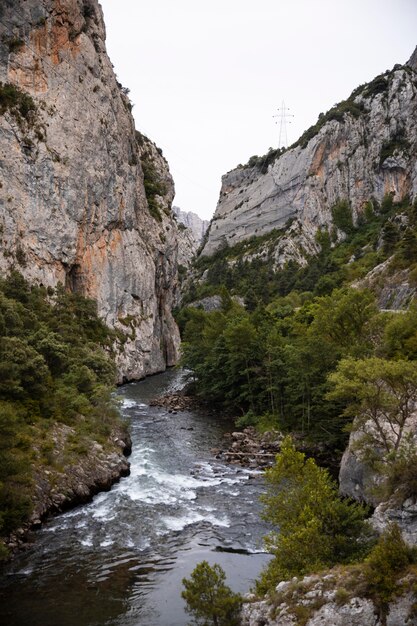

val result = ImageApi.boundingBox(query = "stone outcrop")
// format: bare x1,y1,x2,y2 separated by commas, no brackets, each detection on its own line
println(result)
202,50,417,262
6,421,131,553
221,427,282,468
339,410,417,541
241,572,417,626
354,258,417,310
0,0,181,382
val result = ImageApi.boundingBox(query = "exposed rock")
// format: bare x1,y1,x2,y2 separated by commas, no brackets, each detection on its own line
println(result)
372,498,417,546
173,206,210,244
339,411,417,540
0,0,181,382
5,421,131,553
187,294,223,311
338,428,382,505
241,571,417,626
202,56,417,264
220,427,282,468
149,392,197,412
354,258,416,310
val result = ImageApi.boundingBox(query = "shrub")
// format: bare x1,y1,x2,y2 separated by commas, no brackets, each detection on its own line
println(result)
0,82,36,121
182,561,241,626
364,524,415,619
331,200,354,234
257,437,372,593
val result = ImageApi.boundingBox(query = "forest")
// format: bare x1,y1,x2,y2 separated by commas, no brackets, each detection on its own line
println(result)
0,272,122,556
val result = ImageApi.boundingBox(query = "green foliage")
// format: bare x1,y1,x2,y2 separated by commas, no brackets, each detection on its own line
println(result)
257,437,372,593
181,287,381,446
0,272,120,546
241,147,287,172
3,38,25,54
293,99,365,150
137,132,168,222
380,128,410,165
331,200,354,234
0,82,36,121
181,561,241,626
363,74,389,99
363,524,415,619
382,302,417,360
328,357,417,460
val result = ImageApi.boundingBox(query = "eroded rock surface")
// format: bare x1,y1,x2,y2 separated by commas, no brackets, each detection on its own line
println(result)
202,49,417,263
0,0,180,382
241,573,417,626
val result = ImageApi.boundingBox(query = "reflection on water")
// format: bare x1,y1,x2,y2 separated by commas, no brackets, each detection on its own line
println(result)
0,369,271,626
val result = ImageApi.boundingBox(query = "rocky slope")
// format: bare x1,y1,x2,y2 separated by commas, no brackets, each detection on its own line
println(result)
0,0,180,382
241,572,417,626
6,422,131,553
201,48,417,263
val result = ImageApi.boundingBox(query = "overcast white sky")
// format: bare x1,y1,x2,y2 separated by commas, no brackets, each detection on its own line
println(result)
100,0,417,220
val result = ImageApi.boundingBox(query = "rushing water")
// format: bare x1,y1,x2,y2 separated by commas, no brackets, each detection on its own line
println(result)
0,370,271,626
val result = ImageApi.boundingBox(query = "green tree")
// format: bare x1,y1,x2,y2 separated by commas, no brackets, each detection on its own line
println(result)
364,524,415,621
181,561,241,626
328,357,417,459
257,437,371,593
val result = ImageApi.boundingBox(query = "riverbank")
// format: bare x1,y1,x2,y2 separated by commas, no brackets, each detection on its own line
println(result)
0,370,271,626
5,422,131,556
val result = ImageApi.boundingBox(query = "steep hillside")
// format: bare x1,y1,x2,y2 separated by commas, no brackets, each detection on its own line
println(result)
201,49,417,265
0,0,180,382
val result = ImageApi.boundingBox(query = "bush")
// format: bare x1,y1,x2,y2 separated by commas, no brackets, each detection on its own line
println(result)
0,82,36,121
256,437,372,593
182,561,241,626
331,200,354,234
364,524,415,619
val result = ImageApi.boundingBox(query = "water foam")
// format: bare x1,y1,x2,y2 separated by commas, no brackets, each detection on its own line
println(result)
121,398,137,409
162,511,230,531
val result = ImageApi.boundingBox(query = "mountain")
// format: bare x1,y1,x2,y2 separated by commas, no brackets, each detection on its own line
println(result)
0,0,180,382
201,48,417,266
173,206,209,244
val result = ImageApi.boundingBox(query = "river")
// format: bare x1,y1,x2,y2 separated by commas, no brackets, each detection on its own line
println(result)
0,369,271,626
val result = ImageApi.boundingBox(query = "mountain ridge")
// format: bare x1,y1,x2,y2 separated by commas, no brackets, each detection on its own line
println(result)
201,48,417,266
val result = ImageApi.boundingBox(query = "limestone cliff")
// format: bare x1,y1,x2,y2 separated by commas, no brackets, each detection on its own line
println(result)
202,49,417,262
0,0,180,381
173,205,209,244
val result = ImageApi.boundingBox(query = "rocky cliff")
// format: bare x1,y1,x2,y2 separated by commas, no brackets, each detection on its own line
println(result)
0,0,180,381
201,49,417,262
173,205,209,244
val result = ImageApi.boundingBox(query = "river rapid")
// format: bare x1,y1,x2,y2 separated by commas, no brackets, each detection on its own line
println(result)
0,370,271,626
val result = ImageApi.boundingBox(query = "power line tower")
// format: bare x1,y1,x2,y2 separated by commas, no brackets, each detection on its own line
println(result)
273,101,294,148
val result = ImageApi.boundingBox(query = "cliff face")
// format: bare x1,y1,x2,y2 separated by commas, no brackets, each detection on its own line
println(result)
0,0,180,381
202,50,417,261
173,206,209,244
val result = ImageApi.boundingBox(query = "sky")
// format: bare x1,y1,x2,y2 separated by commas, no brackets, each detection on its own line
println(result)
100,0,417,220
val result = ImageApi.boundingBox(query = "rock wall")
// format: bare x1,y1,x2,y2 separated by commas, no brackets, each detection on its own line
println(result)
202,49,417,261
0,0,180,381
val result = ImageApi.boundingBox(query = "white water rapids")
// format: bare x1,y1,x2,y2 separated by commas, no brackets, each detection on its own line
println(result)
0,369,271,625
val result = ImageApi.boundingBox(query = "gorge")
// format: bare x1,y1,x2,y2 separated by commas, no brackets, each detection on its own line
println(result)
1,1,417,625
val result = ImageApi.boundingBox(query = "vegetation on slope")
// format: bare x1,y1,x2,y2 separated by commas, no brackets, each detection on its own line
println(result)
183,195,417,308
239,65,406,171
0,272,123,557
178,195,417,468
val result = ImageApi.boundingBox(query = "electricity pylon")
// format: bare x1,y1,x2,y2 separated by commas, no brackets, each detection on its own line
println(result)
273,101,294,148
